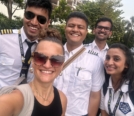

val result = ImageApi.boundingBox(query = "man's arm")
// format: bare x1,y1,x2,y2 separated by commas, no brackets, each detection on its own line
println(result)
88,90,101,116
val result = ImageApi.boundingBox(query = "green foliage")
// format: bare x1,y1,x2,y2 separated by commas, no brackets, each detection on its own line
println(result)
76,0,127,46
76,2,104,31
51,24,66,44
51,0,72,23
0,13,23,29
83,33,95,44
96,0,123,21
121,16,134,48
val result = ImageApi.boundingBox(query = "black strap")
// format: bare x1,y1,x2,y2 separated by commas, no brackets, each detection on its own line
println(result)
103,68,110,96
103,72,134,105
108,89,123,116
129,80,134,105
18,31,35,83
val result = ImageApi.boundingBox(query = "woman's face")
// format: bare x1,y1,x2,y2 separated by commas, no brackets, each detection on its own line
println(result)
104,48,127,77
32,41,64,83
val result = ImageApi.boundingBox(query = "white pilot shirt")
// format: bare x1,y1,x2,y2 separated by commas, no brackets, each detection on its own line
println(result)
85,40,109,62
100,77,134,116
54,43,105,116
0,27,37,88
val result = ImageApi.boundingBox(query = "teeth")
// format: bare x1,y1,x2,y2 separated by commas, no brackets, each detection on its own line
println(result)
41,71,52,74
99,34,104,35
30,26,37,30
72,34,79,36
107,66,114,70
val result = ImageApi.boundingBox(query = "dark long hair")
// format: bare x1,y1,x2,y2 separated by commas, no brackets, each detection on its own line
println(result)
109,43,134,91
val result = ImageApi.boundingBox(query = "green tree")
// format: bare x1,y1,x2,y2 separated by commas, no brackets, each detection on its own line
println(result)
76,1,103,31
0,13,9,28
95,0,125,45
51,0,72,23
0,13,22,29
96,0,123,21
121,16,134,47
0,0,24,20
76,0,125,45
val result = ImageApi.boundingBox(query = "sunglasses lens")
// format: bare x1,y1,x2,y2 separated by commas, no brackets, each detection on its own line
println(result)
24,11,46,24
37,16,47,24
50,56,64,67
33,52,47,65
33,52,64,67
24,11,35,20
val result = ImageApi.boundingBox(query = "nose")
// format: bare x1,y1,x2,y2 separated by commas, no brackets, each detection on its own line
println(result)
43,59,52,68
105,58,113,65
100,28,105,32
30,16,38,25
73,26,79,32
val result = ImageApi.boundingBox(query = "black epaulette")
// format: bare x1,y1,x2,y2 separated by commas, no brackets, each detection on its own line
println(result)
88,50,98,56
0,29,13,35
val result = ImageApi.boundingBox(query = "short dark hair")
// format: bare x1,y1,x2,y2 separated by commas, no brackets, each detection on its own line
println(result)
95,17,113,31
109,43,134,91
66,11,89,28
25,0,52,19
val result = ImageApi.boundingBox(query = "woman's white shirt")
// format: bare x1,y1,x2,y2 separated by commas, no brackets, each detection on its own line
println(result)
100,77,134,116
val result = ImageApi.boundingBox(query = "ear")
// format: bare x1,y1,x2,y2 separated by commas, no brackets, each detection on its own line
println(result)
92,28,96,34
109,31,112,38
125,64,128,69
46,19,51,28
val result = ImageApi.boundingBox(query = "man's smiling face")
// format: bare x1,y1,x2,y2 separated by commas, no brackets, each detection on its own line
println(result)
65,17,88,47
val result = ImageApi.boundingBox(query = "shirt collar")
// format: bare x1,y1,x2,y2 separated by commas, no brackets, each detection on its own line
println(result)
64,43,83,56
20,27,38,43
91,40,109,51
108,77,129,93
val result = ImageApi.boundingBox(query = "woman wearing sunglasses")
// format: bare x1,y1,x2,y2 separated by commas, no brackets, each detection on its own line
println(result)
100,43,134,116
0,28,67,116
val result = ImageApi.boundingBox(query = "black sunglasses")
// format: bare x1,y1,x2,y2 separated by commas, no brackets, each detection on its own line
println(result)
32,52,65,67
24,11,47,24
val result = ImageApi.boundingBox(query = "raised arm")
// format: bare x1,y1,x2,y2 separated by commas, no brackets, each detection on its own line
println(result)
0,90,24,116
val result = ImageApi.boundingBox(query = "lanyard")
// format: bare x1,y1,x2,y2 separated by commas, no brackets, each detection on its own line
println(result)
108,88,123,116
18,30,25,63
18,30,32,79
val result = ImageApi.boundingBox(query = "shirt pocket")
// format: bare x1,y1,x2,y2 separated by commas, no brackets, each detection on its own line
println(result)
0,56,14,76
71,69,92,92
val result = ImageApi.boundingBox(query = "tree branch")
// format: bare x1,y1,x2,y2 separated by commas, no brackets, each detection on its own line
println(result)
12,5,19,15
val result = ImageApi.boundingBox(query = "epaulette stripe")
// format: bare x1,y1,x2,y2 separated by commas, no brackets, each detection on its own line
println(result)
88,50,98,56
0,29,13,35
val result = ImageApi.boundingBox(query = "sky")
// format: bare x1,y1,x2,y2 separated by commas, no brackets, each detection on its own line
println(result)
120,0,134,21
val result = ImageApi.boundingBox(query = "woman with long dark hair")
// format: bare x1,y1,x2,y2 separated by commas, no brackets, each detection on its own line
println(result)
101,43,134,116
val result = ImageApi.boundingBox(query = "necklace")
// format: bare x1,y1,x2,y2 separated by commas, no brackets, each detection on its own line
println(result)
32,82,53,102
